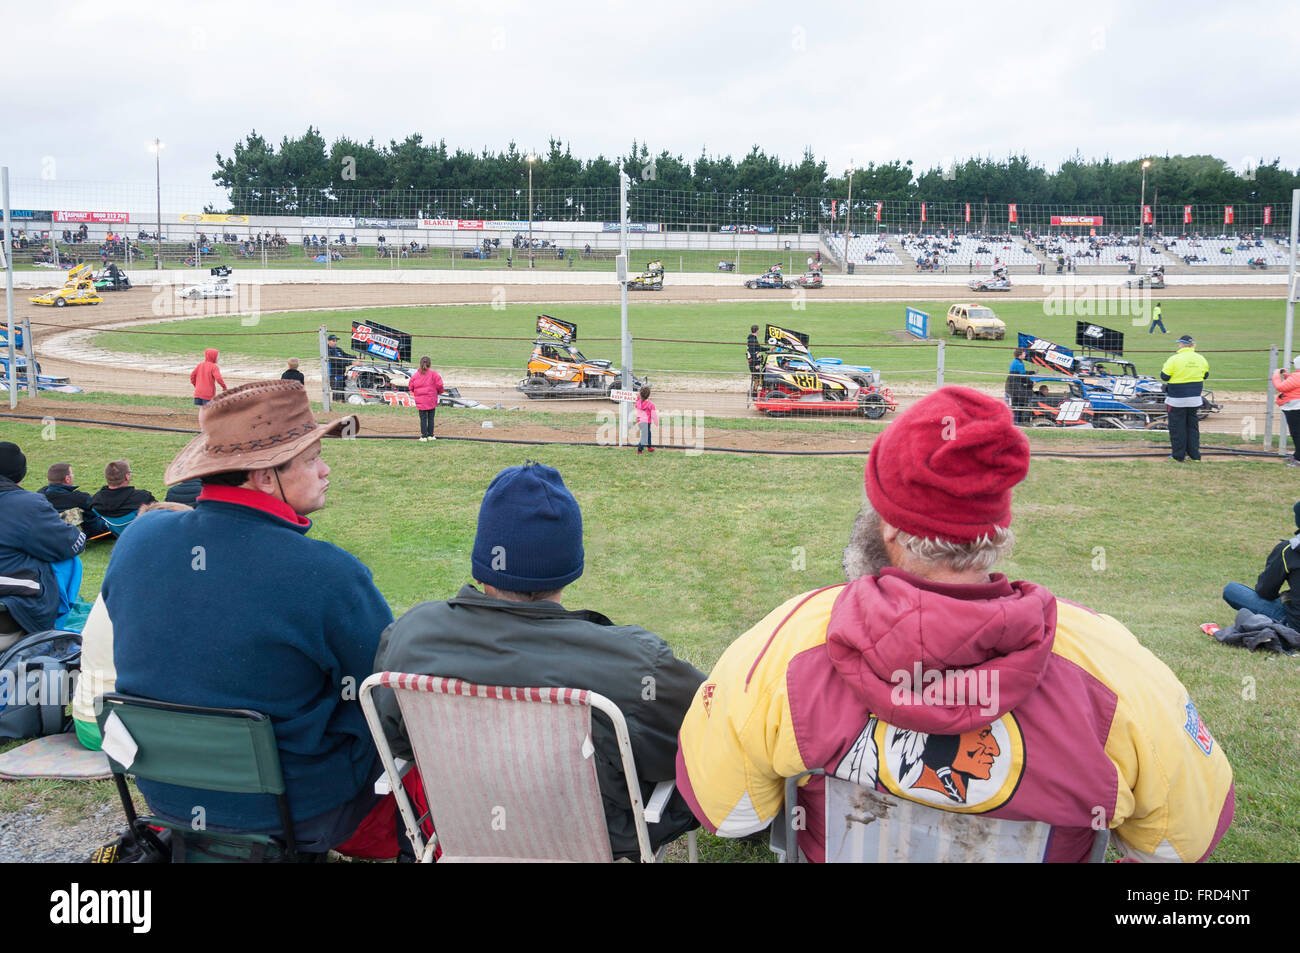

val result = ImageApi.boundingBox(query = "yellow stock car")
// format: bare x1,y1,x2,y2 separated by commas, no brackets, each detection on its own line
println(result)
29,286,103,307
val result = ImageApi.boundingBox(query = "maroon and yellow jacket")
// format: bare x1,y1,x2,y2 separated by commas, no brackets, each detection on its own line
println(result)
676,568,1234,862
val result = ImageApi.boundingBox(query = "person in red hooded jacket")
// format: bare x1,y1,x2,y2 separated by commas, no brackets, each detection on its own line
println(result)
677,386,1234,863
190,348,228,406
408,355,445,442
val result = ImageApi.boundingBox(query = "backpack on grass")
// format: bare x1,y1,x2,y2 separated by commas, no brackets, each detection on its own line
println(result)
0,630,81,741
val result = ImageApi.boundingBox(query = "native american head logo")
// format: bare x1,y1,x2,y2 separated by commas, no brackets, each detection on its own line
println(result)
834,714,1025,814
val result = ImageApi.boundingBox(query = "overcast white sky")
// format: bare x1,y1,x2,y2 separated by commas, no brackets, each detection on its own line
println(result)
2,0,1297,210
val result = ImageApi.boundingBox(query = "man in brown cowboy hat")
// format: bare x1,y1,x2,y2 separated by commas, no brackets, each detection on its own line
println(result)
98,381,395,856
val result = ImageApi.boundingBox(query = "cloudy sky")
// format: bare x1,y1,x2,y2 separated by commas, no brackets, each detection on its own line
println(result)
2,0,1297,210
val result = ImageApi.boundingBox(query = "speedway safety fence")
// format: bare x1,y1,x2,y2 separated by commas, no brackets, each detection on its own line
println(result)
7,177,1292,239
16,317,1288,450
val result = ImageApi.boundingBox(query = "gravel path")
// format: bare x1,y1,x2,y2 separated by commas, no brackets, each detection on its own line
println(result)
0,796,124,864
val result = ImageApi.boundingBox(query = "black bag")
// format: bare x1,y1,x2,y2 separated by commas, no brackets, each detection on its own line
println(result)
0,630,81,740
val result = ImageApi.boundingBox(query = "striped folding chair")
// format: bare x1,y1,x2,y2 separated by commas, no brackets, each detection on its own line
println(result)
360,673,691,863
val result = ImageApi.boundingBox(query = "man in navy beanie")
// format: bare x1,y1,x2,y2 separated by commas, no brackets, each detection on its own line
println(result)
373,461,704,859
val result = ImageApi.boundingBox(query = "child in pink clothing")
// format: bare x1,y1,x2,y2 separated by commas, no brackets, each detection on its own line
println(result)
635,385,658,455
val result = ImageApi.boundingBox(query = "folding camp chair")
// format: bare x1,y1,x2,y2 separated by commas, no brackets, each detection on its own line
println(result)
359,673,697,863
88,508,137,541
772,769,1108,863
97,692,300,863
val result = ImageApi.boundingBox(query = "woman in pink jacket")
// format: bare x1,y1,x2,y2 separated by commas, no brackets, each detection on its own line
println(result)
1272,355,1300,466
408,356,446,442
635,384,658,454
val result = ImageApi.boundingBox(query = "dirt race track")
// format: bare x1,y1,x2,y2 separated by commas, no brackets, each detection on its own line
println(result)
12,280,1284,450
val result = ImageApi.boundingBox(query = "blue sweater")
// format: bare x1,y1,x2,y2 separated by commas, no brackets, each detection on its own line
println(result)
102,490,393,830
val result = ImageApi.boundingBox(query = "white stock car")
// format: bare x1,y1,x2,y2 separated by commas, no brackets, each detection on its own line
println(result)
176,266,237,300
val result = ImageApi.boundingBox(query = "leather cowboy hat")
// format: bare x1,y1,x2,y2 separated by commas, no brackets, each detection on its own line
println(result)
164,380,358,485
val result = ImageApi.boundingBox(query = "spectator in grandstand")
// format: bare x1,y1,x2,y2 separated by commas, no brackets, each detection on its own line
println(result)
102,381,395,855
191,348,229,407
372,461,703,859
408,356,446,442
675,387,1235,862
1161,335,1210,463
88,459,156,521
1271,356,1300,468
0,443,86,644
281,357,305,386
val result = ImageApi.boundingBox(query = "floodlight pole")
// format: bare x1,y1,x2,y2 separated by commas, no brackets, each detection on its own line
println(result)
619,170,632,447
527,155,536,269
3,166,16,408
843,161,854,274
1136,159,1150,276
1285,188,1299,399
152,139,164,270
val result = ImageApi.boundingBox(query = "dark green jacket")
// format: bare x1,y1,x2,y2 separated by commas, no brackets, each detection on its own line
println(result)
373,584,704,858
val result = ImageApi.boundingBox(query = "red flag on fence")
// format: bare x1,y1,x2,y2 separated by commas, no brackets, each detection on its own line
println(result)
874,202,882,222
1224,206,1234,225
1008,203,1017,224
920,202,927,224
1142,205,1152,224
1183,205,1192,225
964,203,971,223
1264,206,1273,225
831,199,837,220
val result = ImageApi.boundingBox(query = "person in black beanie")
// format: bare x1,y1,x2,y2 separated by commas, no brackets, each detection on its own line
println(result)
0,442,87,642
372,461,704,859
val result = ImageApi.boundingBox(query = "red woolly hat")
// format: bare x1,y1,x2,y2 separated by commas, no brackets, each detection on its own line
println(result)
864,387,1030,542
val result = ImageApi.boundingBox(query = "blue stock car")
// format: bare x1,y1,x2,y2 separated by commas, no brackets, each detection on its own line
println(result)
1006,374,1164,429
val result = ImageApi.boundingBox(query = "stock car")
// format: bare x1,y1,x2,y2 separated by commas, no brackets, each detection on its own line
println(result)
946,304,1006,340
517,319,644,400
968,268,1013,292
177,265,236,300
1125,266,1166,289
0,355,82,393
28,264,102,307
744,266,790,290
627,260,664,291
752,353,896,419
787,268,824,289
92,264,132,291
1006,375,1156,429
342,361,484,408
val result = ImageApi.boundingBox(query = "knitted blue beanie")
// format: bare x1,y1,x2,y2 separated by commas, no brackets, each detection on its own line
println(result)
471,463,584,592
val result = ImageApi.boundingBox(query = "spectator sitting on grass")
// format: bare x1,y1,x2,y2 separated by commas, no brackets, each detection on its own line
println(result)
88,459,155,521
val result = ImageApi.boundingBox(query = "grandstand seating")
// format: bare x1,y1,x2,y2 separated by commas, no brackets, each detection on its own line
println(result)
899,233,1039,268
825,233,901,265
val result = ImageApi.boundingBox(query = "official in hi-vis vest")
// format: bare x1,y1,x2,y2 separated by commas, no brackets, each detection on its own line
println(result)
1161,335,1210,462
1148,302,1166,334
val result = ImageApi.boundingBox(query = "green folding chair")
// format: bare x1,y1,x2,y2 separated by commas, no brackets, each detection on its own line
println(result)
97,693,299,863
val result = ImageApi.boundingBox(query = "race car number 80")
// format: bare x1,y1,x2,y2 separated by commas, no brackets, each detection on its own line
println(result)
1055,399,1087,422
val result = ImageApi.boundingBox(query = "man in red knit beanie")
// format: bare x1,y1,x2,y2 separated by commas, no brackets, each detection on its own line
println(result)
678,386,1234,863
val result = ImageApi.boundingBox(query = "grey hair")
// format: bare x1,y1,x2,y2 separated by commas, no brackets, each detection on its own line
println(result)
843,500,1015,580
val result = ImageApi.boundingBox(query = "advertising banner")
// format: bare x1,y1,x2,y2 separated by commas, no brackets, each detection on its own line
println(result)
54,211,130,223
420,218,457,228
358,218,419,228
180,213,249,225
905,307,929,340
351,320,412,363
1224,206,1234,225
1050,215,1103,226
1142,206,1153,225
964,203,971,223
920,202,927,224
1008,204,1017,224
458,220,485,229
303,216,356,228
1183,205,1193,224
874,202,882,222
1264,206,1273,226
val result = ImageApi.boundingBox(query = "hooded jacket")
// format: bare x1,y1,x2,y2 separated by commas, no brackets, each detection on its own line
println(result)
407,367,445,411
0,476,86,632
676,568,1234,862
190,348,227,400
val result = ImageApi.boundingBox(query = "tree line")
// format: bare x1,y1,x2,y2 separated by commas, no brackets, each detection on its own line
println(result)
211,129,1299,219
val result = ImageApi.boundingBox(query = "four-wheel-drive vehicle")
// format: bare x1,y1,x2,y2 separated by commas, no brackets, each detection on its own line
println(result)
28,264,102,307
744,266,790,290
177,265,236,299
968,267,1012,292
92,263,132,291
627,260,664,291
946,303,1006,340
751,324,897,419
342,361,483,408
1125,266,1166,289
517,314,643,400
